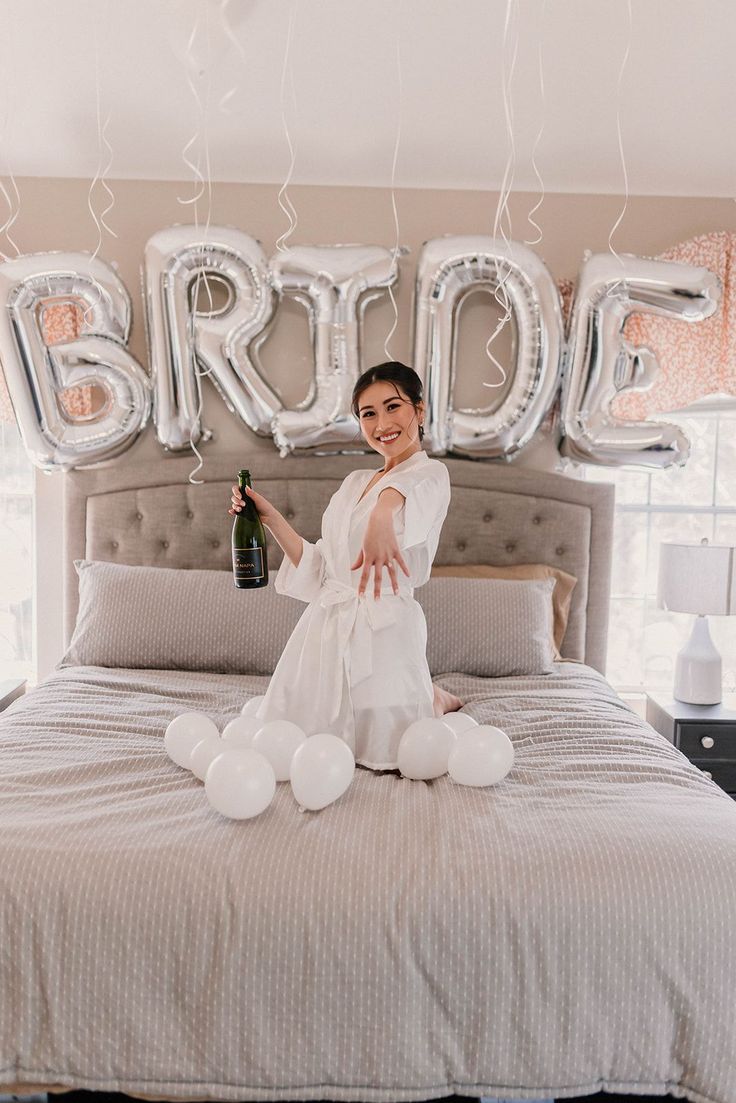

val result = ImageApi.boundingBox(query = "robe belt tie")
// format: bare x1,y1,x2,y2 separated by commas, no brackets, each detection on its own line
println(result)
317,577,414,725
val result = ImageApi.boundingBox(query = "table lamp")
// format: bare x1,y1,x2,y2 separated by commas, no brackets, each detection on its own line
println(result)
657,538,736,705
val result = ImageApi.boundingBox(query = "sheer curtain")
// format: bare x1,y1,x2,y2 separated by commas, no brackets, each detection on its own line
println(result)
0,417,34,683
569,401,736,694
0,301,89,685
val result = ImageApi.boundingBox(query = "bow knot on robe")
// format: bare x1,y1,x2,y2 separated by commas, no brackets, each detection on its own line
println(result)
317,578,414,725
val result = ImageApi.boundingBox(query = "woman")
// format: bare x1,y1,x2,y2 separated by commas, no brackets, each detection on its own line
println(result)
228,361,463,771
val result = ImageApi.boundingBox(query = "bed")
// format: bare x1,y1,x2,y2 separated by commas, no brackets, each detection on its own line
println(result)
1,451,735,1103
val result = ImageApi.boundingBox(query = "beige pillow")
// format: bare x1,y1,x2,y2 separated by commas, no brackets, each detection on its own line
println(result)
430,562,577,659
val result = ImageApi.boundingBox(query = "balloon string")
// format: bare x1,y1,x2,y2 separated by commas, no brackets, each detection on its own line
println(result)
177,2,206,213
484,0,519,392
188,0,216,486
0,14,21,262
98,114,117,241
383,0,403,362
606,0,632,302
275,0,300,253
523,0,547,247
0,170,20,263
83,0,118,331
217,0,248,115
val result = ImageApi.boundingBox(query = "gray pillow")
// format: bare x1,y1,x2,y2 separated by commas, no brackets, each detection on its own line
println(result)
417,576,556,677
60,561,555,679
59,559,306,675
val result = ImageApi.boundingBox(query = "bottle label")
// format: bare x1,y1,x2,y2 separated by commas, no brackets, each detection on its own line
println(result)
233,547,265,581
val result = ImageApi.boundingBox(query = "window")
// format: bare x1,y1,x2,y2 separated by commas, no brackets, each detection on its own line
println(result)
0,418,34,683
566,402,736,693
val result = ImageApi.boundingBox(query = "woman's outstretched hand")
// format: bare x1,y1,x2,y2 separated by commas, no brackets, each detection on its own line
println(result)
351,506,410,598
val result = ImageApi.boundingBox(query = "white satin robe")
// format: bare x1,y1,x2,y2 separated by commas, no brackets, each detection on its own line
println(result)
255,449,452,770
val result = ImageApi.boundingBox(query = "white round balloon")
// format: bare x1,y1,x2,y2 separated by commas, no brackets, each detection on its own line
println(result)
289,733,355,811
241,695,265,716
448,725,515,787
251,720,306,782
164,712,219,769
222,715,264,747
440,711,479,736
190,736,225,781
397,717,456,780
205,748,276,820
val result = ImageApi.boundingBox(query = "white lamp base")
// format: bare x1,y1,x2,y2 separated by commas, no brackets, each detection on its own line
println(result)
673,615,722,705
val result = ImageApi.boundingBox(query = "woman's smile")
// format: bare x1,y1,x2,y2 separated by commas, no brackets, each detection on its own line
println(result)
357,380,424,468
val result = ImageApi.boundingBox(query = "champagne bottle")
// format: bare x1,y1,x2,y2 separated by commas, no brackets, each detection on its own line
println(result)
232,469,269,589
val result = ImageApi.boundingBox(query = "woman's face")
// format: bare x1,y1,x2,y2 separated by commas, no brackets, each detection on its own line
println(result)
356,380,424,461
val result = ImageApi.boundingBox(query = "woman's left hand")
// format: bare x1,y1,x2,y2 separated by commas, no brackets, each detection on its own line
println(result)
351,506,410,598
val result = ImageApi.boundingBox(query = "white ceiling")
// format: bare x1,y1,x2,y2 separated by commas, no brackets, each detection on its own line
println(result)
2,0,734,196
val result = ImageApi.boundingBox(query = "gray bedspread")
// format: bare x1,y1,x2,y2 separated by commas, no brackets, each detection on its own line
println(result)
1,662,734,1103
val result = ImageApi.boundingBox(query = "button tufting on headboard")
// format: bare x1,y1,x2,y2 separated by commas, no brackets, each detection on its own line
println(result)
69,455,614,673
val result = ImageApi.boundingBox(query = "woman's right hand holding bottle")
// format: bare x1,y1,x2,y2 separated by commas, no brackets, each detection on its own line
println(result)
230,483,305,570
229,484,278,526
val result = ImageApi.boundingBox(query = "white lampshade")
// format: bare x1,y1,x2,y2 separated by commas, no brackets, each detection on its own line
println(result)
657,540,736,615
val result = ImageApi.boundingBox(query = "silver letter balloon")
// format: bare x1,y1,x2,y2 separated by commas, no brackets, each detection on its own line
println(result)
269,244,398,456
0,228,722,474
413,235,564,459
560,252,720,470
0,252,151,472
142,225,279,452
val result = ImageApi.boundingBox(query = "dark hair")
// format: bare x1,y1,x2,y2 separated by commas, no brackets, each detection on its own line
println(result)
350,361,425,442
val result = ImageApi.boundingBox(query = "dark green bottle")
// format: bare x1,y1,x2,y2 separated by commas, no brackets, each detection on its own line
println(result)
232,469,269,589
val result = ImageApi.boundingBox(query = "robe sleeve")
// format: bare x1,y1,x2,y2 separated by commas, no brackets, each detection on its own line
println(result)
377,464,451,550
274,536,326,604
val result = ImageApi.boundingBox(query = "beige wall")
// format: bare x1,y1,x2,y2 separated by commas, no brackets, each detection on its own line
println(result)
16,176,736,680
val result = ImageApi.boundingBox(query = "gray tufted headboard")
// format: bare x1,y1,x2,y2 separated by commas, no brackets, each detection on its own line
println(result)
62,451,615,673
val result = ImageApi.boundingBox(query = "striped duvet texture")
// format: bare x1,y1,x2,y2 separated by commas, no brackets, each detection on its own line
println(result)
1,661,735,1103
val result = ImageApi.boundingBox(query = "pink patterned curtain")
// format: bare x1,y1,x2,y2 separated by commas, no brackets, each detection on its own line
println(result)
0,300,93,424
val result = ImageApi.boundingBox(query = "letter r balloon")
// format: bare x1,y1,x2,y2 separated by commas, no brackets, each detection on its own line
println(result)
142,226,280,452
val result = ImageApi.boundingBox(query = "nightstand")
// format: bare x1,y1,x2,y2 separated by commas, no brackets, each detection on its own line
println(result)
0,678,26,713
646,690,736,799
